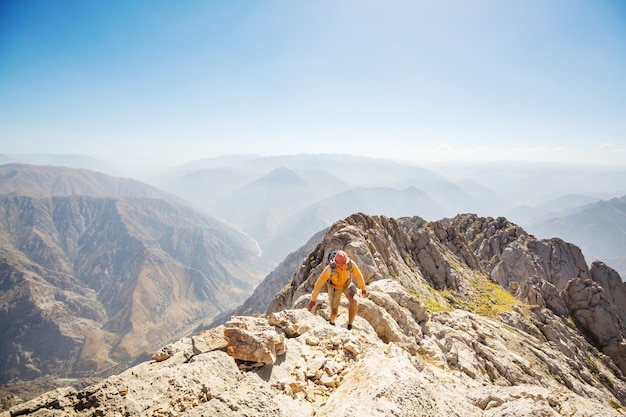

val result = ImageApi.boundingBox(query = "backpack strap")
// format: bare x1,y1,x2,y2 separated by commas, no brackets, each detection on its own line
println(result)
327,260,354,288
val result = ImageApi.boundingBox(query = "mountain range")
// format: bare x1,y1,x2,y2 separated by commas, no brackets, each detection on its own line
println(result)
1,155,625,411
4,212,625,416
149,154,626,276
0,164,270,388
4,154,625,275
530,196,626,279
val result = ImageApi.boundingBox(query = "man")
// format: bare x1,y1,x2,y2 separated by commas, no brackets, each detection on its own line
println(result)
307,250,367,330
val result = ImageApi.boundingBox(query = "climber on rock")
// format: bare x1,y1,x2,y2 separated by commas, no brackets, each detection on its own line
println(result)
307,250,367,330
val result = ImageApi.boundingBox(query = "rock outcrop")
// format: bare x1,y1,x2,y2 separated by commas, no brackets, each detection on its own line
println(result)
270,213,626,377
6,307,625,416
4,212,626,416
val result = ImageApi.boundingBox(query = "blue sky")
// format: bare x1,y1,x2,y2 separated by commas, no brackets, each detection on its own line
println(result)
1,0,625,170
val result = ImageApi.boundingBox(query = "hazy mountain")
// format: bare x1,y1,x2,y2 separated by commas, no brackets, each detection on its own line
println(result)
8,213,626,415
0,165,271,387
428,161,626,211
153,154,447,198
153,154,484,263
453,178,511,217
0,164,173,200
0,155,18,165
528,195,626,279
157,167,260,211
1,155,117,176
508,193,600,225
207,167,343,236
164,154,261,175
263,186,445,262
211,228,327,326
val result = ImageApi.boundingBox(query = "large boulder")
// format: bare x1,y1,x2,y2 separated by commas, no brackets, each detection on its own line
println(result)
224,316,286,365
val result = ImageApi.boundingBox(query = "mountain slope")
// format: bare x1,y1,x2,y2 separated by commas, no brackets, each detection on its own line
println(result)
0,164,172,199
213,228,327,325
6,212,626,416
528,195,626,279
262,186,445,261
153,154,462,262
0,166,272,386
0,194,269,384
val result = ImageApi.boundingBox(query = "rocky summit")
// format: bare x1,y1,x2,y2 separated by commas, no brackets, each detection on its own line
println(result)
4,213,626,416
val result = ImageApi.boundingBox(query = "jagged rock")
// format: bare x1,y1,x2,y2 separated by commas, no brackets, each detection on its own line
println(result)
590,261,626,330
150,352,170,362
268,309,317,338
191,325,228,354
224,316,286,365
316,345,485,417
489,237,587,315
561,277,626,375
8,307,625,416
467,385,621,417
151,338,193,364
6,213,626,416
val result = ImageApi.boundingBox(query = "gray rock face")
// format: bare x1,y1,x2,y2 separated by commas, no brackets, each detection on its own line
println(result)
5,212,626,416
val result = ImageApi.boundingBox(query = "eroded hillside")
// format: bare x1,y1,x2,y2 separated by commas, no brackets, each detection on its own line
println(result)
0,194,269,386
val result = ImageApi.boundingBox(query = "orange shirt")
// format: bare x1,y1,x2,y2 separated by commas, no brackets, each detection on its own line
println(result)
311,261,366,302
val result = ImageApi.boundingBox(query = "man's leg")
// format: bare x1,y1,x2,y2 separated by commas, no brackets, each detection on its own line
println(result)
330,307,339,324
345,286,357,327
328,287,341,325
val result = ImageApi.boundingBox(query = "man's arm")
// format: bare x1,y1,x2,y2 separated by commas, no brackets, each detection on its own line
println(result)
307,266,330,310
352,263,368,298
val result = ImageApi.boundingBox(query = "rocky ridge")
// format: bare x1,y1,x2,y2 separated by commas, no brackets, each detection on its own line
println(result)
5,213,626,416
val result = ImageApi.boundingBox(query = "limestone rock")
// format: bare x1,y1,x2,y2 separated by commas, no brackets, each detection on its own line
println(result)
151,338,193,363
561,277,626,375
192,325,228,354
6,213,626,416
224,316,286,365
6,307,626,416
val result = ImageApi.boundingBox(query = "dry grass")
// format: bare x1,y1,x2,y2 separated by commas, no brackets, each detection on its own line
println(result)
412,265,520,318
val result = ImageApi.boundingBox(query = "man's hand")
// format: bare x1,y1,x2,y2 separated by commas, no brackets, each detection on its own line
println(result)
361,289,368,298
307,300,316,311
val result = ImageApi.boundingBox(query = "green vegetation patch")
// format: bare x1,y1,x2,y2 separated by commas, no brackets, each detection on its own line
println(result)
409,288,452,314
464,275,520,318
412,268,520,318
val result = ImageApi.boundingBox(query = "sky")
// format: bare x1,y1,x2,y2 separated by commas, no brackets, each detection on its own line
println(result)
1,0,626,171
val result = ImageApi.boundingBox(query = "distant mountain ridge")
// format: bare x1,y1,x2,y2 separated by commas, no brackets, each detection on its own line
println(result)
0,165,271,386
154,155,626,269
0,164,172,199
5,155,626,277
529,195,626,278
155,155,487,263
